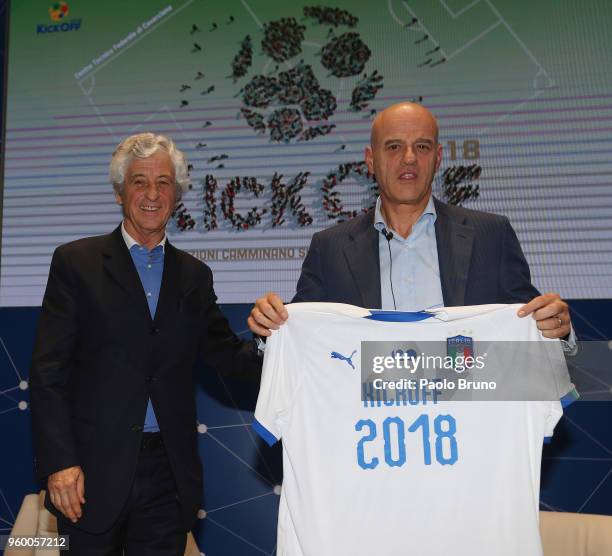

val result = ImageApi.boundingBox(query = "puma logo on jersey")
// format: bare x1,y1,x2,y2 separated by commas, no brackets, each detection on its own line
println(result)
331,350,357,370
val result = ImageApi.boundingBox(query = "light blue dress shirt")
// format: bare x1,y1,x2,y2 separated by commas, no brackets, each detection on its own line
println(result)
373,197,577,353
374,196,444,311
121,223,165,433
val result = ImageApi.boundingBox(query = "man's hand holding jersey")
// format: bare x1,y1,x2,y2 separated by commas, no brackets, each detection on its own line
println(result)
517,293,571,340
248,292,288,337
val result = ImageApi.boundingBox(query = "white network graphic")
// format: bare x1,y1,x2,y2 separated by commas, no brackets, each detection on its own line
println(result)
0,335,30,534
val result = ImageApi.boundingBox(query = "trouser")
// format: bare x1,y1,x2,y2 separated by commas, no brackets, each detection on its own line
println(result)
58,433,187,556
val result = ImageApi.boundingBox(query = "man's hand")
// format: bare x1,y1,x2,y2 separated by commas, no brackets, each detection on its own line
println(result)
247,292,288,336
517,292,571,339
47,466,85,523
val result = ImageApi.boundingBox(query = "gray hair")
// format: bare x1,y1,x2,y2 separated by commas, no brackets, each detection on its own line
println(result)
109,133,190,200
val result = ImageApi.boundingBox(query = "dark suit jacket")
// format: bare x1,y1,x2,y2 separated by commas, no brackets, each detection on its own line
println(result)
293,197,539,306
29,226,260,534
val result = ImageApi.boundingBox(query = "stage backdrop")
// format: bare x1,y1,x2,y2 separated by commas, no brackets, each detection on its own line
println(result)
2,0,612,305
1,2,612,555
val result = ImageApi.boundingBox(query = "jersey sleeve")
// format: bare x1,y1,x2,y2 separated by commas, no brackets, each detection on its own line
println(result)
252,326,299,446
543,339,580,441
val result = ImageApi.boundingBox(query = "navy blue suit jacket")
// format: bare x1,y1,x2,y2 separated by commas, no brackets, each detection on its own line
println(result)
293,197,539,307
30,226,260,534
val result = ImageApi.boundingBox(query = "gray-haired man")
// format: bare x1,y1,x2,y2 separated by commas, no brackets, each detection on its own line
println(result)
30,133,261,555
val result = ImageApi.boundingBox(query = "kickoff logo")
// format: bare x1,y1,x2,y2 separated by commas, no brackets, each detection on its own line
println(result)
37,2,82,34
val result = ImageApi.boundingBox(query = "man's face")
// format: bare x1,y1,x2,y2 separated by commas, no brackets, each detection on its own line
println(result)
365,105,442,208
115,151,177,240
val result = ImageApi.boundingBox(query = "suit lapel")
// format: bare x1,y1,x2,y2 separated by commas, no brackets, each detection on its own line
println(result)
434,198,474,307
153,241,182,325
102,226,152,321
343,212,382,309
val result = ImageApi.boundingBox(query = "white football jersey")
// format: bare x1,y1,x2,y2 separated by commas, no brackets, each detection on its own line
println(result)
253,303,577,556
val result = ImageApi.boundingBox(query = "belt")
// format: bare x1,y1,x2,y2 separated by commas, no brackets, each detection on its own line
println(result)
140,432,163,451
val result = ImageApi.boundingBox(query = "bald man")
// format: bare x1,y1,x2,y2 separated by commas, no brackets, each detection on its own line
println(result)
248,102,574,346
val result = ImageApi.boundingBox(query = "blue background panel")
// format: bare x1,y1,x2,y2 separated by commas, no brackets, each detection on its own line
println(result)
0,302,611,554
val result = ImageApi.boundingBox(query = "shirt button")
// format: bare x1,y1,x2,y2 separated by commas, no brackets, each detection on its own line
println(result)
147,264,152,269
147,292,152,297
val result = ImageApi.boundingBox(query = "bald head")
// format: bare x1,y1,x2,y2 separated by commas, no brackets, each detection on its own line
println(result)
370,103,439,147
364,102,443,221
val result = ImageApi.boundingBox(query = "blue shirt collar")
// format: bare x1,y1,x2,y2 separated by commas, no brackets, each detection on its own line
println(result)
373,195,437,233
